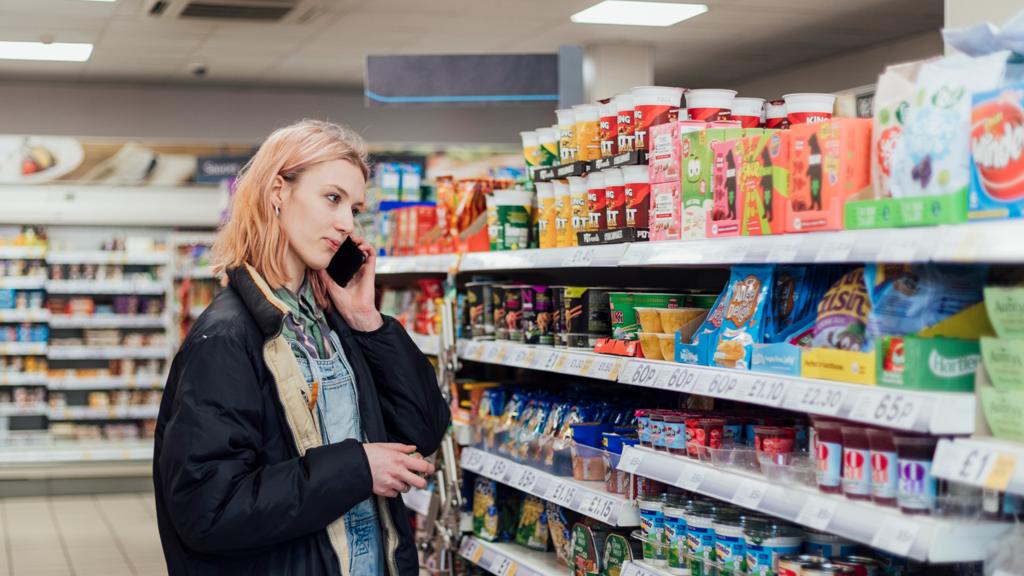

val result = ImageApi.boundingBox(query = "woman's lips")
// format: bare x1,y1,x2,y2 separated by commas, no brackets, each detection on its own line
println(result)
325,238,341,251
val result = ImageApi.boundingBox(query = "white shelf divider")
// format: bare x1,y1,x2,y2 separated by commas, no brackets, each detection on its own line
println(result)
45,280,166,295
0,246,47,260
48,375,165,391
376,254,459,275
45,251,169,265
49,314,167,329
618,445,1009,563
933,437,1024,497
0,372,47,386
0,277,46,290
47,405,161,421
460,446,639,527
459,536,565,576
0,342,47,356
456,340,975,435
0,404,47,417
0,309,50,323
0,441,153,464
47,346,169,360
460,243,628,272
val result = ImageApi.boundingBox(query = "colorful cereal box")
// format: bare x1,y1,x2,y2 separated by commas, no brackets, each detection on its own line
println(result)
681,124,743,238
707,137,744,237
740,129,790,235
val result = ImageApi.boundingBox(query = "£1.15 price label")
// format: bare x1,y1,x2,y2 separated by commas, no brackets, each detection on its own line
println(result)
583,493,618,524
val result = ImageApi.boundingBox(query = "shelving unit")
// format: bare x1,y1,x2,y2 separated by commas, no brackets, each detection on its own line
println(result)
461,446,639,527
0,342,47,356
45,280,167,295
458,340,975,435
617,445,1009,563
48,375,164,391
47,346,169,360
0,277,46,290
0,372,47,386
0,440,153,464
0,309,51,323
47,405,161,421
459,536,564,576
49,314,167,329
45,251,170,266
0,246,47,260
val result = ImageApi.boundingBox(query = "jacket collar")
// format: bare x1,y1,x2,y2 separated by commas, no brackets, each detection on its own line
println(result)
226,264,290,339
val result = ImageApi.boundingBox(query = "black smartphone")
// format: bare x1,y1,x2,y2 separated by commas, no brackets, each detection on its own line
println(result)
326,237,366,287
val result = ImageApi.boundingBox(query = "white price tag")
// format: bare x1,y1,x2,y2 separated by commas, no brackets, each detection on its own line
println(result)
879,242,918,263
463,449,485,472
796,496,838,531
510,347,532,367
483,343,502,363
815,236,856,263
463,538,484,563
588,357,622,381
530,349,553,370
492,556,517,576
583,493,618,524
767,243,800,263
677,467,706,491
488,457,511,480
623,361,660,388
743,377,788,407
513,467,539,493
851,391,921,430
785,383,845,416
721,241,750,264
542,351,564,372
700,372,741,399
656,365,698,393
870,516,920,557
563,247,596,267
732,478,768,510
564,354,589,375
618,450,644,474
548,482,578,507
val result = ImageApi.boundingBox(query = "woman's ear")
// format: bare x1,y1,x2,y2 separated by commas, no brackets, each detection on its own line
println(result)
271,173,289,208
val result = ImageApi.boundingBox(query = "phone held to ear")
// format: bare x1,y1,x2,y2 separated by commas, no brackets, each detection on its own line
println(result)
326,238,366,287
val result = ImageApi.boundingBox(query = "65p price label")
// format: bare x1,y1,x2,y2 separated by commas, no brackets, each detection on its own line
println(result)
851,392,921,431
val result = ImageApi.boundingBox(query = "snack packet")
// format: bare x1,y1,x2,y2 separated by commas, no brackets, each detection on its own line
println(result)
713,265,774,369
517,495,551,550
812,267,870,351
872,60,932,199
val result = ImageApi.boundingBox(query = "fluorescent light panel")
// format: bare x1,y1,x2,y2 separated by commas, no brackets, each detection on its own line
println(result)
571,1,708,27
0,41,94,62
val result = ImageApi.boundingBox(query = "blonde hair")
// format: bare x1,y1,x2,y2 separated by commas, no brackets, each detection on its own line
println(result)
213,119,370,310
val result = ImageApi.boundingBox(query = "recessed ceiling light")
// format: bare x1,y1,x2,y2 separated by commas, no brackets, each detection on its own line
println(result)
0,41,94,62
571,1,708,27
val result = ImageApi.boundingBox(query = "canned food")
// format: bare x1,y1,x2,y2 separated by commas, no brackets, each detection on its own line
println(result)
802,563,856,576
829,556,882,576
465,281,494,339
493,285,508,340
564,287,612,348
779,554,827,576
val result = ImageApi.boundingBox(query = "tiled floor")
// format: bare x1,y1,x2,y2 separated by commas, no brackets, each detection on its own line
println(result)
0,493,166,576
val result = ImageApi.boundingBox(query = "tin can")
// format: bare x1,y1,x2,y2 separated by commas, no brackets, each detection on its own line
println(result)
564,287,612,348
802,564,856,576
493,285,508,340
465,281,494,340
503,285,525,341
779,554,827,576
829,556,882,576
521,285,554,345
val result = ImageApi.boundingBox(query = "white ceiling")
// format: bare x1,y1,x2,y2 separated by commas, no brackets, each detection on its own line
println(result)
0,0,942,89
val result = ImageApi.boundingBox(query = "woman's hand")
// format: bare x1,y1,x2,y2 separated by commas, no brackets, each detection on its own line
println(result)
362,443,434,497
319,234,383,332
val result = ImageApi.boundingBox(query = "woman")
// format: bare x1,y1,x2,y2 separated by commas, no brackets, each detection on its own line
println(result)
154,119,450,576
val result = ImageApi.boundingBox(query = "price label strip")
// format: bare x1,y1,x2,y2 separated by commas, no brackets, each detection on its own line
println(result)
785,382,845,416
512,467,540,493
463,538,485,563
656,365,699,393
732,478,769,510
796,496,838,532
463,449,486,472
588,357,623,381
563,247,596,267
618,450,644,474
492,556,517,576
742,377,788,408
870,516,920,557
676,467,706,491
621,361,660,389
850,391,922,431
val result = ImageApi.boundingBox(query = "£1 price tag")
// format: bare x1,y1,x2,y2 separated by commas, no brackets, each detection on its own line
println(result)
796,496,838,531
870,517,920,557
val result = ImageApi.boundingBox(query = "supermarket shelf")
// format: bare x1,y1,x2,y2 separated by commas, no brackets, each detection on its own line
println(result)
0,372,47,386
618,445,1010,563
48,375,165,391
0,246,47,260
459,536,564,576
376,254,459,275
456,340,975,435
401,486,434,516
460,446,640,527
374,221,1024,273
49,314,168,329
460,243,629,272
0,342,47,355
0,309,50,323
47,346,169,360
47,405,161,421
0,440,153,464
45,280,166,295
0,276,46,289
407,330,441,356
46,251,169,265
933,438,1024,497
459,340,626,382
621,561,677,576
173,266,217,280
0,404,47,417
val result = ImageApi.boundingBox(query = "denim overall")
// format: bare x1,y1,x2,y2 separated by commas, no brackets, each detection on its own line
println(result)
288,330,383,576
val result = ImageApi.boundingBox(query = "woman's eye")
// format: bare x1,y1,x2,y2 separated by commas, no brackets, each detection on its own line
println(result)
352,207,362,217
326,194,340,203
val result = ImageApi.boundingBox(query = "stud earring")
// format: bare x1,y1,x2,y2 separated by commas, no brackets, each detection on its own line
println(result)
274,205,281,217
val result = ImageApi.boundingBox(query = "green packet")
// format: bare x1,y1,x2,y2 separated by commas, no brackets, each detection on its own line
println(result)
980,386,1024,443
985,287,1024,338
981,337,1024,391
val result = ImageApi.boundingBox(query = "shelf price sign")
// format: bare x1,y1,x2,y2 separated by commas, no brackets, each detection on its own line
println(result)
744,377,787,407
785,383,845,416
796,496,838,531
622,362,660,388
512,467,539,493
583,493,618,524
732,478,768,510
463,449,486,472
548,482,577,507
658,366,698,393
851,391,921,430
871,517,920,557
492,556,517,576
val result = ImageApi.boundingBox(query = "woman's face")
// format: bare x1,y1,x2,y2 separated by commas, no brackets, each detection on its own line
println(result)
276,159,366,272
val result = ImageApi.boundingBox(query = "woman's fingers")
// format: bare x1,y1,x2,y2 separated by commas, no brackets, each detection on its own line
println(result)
395,469,427,491
402,454,434,475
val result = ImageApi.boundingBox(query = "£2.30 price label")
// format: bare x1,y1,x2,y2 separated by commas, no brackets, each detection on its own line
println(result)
786,383,844,416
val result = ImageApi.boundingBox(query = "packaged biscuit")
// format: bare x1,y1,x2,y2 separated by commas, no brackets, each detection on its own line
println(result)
650,181,682,241
708,137,745,237
787,118,872,233
813,267,871,351
713,265,774,369
741,129,790,235
677,289,729,365
682,124,744,239
548,502,579,566
969,81,1024,219
649,120,705,184
516,495,551,550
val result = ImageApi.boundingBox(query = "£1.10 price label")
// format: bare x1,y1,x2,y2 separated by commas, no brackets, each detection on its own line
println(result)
743,377,787,407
